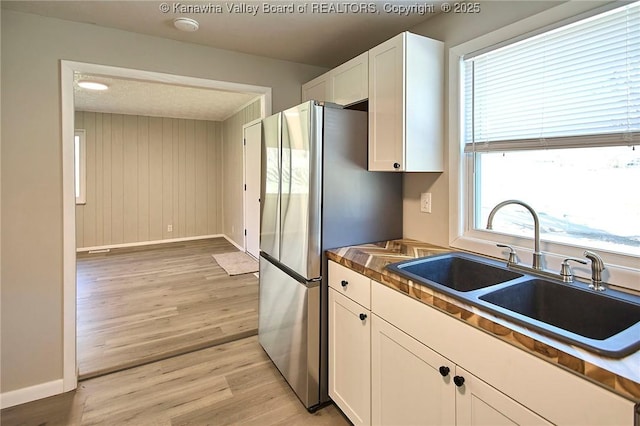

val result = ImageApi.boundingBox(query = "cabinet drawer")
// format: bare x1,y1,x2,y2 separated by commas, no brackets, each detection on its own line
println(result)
328,261,371,309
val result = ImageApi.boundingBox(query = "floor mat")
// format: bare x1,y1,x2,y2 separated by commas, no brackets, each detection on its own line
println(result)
212,251,259,276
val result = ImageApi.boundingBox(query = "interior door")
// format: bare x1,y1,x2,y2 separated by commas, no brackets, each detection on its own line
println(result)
244,120,261,259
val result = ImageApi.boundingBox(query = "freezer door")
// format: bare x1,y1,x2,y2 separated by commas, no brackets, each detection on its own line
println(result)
280,102,323,280
260,113,281,260
258,255,320,408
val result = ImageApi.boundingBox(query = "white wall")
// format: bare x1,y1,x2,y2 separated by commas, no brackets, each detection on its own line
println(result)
0,9,325,396
403,1,565,246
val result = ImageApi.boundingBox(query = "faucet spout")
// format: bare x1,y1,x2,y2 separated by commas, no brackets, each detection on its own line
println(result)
486,199,542,269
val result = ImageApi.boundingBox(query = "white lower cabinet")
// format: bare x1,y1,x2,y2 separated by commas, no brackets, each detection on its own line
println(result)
329,288,371,425
371,314,455,425
371,314,550,426
454,365,551,426
328,261,635,426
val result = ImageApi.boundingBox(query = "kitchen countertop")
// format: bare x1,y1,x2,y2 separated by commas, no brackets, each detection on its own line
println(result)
326,238,640,401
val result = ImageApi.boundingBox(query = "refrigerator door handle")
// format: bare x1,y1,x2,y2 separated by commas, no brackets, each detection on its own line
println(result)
279,102,323,280
260,113,282,260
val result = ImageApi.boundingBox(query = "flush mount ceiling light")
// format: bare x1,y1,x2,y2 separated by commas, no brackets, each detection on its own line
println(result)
173,17,199,32
77,81,109,91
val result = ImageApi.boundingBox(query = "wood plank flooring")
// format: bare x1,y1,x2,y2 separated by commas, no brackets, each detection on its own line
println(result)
0,336,351,426
76,238,258,379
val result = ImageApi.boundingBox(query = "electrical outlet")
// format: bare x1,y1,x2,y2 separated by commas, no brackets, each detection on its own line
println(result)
167,224,173,232
420,192,432,213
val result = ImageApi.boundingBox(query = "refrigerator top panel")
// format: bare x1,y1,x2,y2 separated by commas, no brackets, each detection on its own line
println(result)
260,112,281,260
279,101,323,281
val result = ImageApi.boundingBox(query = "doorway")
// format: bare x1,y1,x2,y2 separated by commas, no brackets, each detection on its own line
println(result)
61,60,272,388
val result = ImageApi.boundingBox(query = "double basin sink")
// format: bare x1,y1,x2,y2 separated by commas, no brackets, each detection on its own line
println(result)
385,253,640,358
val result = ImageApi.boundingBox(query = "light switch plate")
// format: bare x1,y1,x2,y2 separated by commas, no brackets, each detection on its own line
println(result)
421,192,432,213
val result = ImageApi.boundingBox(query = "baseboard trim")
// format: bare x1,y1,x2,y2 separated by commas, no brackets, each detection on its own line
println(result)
223,235,245,252
1,379,64,409
77,234,226,253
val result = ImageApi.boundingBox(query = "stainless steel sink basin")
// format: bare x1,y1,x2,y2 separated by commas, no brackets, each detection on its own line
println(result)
385,253,523,293
479,279,640,356
385,252,640,357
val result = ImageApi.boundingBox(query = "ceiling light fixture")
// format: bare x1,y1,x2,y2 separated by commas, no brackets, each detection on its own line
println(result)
173,17,199,32
77,81,109,91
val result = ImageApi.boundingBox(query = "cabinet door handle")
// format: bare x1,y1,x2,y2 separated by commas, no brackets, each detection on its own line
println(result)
453,376,465,387
359,313,367,321
438,366,450,377
393,162,401,169
341,280,348,287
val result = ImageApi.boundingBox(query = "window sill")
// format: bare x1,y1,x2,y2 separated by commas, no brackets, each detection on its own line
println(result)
450,233,640,293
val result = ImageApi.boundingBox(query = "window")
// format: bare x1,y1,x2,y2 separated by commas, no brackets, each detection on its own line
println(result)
75,129,86,204
451,2,640,289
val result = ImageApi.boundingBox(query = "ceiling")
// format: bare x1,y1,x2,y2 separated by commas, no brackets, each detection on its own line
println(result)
2,0,438,68
4,1,438,120
74,73,259,121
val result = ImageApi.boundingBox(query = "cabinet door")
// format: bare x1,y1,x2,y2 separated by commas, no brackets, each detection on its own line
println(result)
302,73,331,102
455,366,552,426
329,289,371,425
368,33,404,171
371,314,455,426
331,52,368,106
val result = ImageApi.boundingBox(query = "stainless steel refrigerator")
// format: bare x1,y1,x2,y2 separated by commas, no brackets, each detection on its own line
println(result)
258,101,402,411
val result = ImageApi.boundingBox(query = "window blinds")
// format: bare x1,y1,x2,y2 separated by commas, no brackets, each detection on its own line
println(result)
463,2,640,153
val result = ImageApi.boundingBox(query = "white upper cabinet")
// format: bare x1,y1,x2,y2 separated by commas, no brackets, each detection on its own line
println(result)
368,32,444,172
302,32,443,172
330,52,368,106
301,74,331,104
302,52,369,106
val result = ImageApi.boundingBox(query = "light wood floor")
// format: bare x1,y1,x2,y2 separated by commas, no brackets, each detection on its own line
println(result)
76,237,259,379
0,336,350,426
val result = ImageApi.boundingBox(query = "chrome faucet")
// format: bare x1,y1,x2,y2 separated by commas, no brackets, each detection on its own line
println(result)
487,200,542,270
584,250,606,291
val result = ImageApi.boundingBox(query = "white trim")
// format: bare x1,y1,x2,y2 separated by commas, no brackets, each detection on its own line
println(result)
61,60,273,400
222,96,265,121
60,61,77,393
0,379,64,409
242,118,263,256
74,129,86,204
76,234,226,253
243,118,263,128
447,1,640,292
62,60,272,99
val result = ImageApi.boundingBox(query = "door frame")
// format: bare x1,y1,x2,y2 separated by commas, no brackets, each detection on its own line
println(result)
243,118,262,259
60,60,271,391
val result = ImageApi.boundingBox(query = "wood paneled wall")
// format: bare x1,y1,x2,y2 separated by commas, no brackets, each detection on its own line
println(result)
222,100,262,248
75,111,223,249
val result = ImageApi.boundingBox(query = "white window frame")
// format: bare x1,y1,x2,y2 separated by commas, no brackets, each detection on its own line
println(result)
75,129,86,205
448,1,640,292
